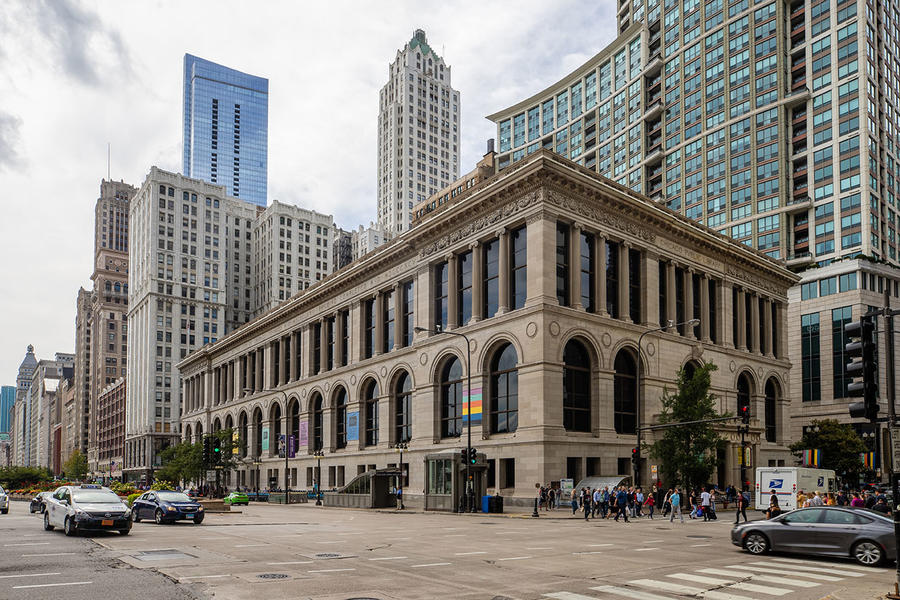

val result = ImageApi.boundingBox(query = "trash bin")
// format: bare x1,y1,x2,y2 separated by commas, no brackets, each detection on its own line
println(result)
482,495,491,513
491,495,504,513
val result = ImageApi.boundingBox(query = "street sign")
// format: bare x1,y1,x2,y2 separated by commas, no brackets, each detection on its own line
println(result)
205,470,216,482
890,428,900,469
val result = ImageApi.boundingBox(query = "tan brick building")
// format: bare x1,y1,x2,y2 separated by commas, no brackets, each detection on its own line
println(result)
178,151,796,507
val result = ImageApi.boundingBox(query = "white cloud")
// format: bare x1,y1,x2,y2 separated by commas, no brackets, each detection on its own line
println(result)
0,0,617,379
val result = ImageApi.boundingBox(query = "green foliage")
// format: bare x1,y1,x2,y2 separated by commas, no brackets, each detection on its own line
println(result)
789,419,870,482
0,466,52,489
109,481,138,496
126,492,142,507
648,362,726,492
156,441,202,487
150,480,175,491
62,449,89,482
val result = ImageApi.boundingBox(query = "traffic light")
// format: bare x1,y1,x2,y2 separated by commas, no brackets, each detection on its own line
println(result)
211,436,222,464
631,447,640,468
740,404,750,426
468,447,477,464
202,436,211,467
845,318,878,421
460,448,467,463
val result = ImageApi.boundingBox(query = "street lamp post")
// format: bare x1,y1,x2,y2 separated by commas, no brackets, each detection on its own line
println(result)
395,442,408,509
266,389,291,504
252,459,262,497
313,450,324,505
635,318,700,488
415,326,475,513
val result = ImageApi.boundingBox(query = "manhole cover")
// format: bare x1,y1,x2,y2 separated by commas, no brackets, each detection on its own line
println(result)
257,573,289,580
687,535,712,539
133,549,196,561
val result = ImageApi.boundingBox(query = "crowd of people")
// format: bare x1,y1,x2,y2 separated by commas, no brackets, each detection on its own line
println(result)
764,487,891,518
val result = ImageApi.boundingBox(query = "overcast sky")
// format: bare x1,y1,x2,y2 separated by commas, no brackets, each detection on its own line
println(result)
0,0,616,382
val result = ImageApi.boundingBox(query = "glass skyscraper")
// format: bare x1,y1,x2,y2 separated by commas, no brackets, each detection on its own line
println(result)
183,54,269,207
0,385,14,436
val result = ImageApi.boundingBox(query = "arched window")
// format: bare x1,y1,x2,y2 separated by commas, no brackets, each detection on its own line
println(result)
311,394,323,451
440,357,463,438
271,403,282,455
614,350,638,434
289,400,300,446
224,414,233,431
114,282,121,293
490,344,518,433
765,379,778,443
395,372,412,443
363,380,379,447
563,340,591,431
238,412,248,457
737,372,752,416
213,417,221,432
683,361,699,382
251,410,261,456
184,423,192,442
334,388,347,449
195,422,203,443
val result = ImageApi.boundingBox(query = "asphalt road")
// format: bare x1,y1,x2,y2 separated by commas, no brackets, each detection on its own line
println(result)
0,499,894,600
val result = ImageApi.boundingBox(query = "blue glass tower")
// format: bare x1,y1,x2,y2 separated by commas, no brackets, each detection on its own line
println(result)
0,385,14,436
183,54,269,207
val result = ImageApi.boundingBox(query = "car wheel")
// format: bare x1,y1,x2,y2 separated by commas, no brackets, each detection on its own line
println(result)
119,528,130,536
132,510,141,523
744,531,769,555
43,512,54,531
64,517,76,537
155,509,164,524
193,515,204,524
853,540,884,566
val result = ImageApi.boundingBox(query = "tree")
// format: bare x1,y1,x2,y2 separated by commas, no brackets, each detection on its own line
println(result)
0,465,51,489
155,441,202,487
647,362,726,492
62,449,88,481
789,419,870,484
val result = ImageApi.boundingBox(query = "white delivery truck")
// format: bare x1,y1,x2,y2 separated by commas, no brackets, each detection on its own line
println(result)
754,466,837,511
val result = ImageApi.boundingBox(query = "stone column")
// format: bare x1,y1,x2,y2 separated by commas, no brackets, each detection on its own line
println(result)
684,268,695,338
597,235,608,317
307,323,317,375
618,243,630,322
227,360,235,402
762,298,773,357
289,332,299,381
265,342,275,389
642,250,658,326
525,215,558,307
570,224,583,310
719,281,733,349
471,241,484,322
775,301,787,358
320,318,329,370
497,229,510,314
700,275,711,342
280,336,288,385
750,292,761,354
336,311,346,365
393,283,403,350
666,262,677,332
447,254,459,329
257,347,265,392
374,293,384,355
736,289,747,351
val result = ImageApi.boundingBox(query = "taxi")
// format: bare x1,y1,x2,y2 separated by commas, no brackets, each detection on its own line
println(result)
43,484,131,536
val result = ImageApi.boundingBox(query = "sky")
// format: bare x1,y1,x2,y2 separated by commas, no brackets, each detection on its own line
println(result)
0,0,617,382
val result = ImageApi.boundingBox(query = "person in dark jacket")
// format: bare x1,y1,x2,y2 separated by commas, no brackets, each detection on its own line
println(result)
614,486,629,522
735,488,749,523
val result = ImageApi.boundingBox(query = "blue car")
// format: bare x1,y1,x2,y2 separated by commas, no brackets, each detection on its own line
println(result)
131,490,204,524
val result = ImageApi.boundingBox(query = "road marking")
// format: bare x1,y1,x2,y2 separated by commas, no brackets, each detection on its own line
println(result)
728,582,792,596
12,581,92,590
749,561,864,577
634,547,658,552
385,537,410,541
669,573,733,585
589,543,613,547
725,565,842,581
700,591,758,600
527,547,554,550
316,541,344,544
573,551,607,555
21,553,76,557
234,543,267,547
691,543,711,547
643,539,663,543
544,593,599,600
698,568,820,588
629,579,707,595
589,585,678,600
308,568,356,573
337,532,363,535
0,572,61,579
267,561,313,565
180,575,231,580
4,542,50,547
455,551,487,556
445,534,466,537
766,557,876,572
369,556,408,561
497,555,532,561
411,562,452,568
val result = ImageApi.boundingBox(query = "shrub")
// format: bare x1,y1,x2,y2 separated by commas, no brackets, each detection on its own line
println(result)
151,480,175,491
126,492,142,507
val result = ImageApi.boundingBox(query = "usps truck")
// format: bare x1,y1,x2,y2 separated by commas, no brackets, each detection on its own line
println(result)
754,467,837,511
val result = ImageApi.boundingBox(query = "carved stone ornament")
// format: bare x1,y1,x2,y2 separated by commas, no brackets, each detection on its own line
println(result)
601,332,612,347
691,344,704,360
302,388,307,398
729,360,736,373
419,352,428,366
549,321,561,337
468,339,477,354
350,374,357,386
526,322,538,338
546,189,656,243
324,382,330,392
725,266,781,295
646,341,655,356
381,366,388,377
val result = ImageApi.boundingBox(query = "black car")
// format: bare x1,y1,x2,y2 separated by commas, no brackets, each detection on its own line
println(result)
29,491,52,513
131,490,204,524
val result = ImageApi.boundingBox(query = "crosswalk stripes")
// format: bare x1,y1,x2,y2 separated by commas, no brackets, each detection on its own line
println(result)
543,556,869,600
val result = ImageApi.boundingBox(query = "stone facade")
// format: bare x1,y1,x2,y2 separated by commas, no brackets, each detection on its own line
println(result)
178,151,797,504
96,378,126,480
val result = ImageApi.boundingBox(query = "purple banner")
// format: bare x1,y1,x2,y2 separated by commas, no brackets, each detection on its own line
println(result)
299,421,308,447
288,435,296,458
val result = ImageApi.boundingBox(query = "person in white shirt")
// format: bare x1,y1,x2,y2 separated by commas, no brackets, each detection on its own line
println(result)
809,490,824,506
700,488,711,522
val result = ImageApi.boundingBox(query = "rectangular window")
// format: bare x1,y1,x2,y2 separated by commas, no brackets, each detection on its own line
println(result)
502,458,516,489
435,261,449,330
484,239,500,318
510,227,527,310
340,310,349,366
659,261,668,327
383,290,395,353
801,313,821,401
606,241,619,317
401,282,414,347
580,232,595,312
629,248,642,323
832,306,852,399
313,322,322,374
675,267,685,333
556,223,570,306
325,316,334,371
458,250,473,325
364,298,376,358
708,278,718,343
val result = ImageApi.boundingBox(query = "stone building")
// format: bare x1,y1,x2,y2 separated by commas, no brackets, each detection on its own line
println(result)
178,151,796,506
96,378,126,481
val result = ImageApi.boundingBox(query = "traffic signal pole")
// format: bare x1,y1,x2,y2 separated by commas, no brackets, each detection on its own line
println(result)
881,292,900,599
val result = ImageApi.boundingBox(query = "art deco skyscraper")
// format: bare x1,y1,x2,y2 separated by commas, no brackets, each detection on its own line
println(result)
377,30,460,234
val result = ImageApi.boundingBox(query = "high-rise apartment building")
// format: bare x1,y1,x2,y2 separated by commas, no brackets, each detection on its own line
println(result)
96,377,126,481
488,0,900,454
331,227,353,273
25,354,72,468
73,288,92,456
252,200,334,315
183,54,269,208
12,345,37,465
377,29,460,234
0,386,14,436
350,222,389,262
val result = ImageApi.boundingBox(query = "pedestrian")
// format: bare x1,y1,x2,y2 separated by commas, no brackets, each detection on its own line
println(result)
872,497,890,515
644,491,655,518
850,493,865,508
735,487,749,524
582,488,592,521
592,488,602,518
708,489,717,520
635,488,644,518
601,486,610,518
700,487,711,521
614,486,629,522
548,487,556,510
669,486,684,523
571,487,579,515
688,489,698,519
396,486,404,510
836,490,848,506
809,491,824,507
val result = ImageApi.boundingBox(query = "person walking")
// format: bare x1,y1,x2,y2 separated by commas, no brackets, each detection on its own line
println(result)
396,486,404,510
571,487,579,515
548,487,556,510
669,487,684,523
735,487,749,524
600,487,610,518
614,486,629,522
592,488,602,518
700,487,711,521
644,491,655,518
635,488,644,518
582,488,592,521
809,491,824,507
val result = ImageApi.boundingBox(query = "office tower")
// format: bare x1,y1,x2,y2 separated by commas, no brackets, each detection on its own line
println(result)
96,378,126,481
13,345,37,465
488,1,900,454
183,54,269,207
377,29,460,234
0,386,14,436
331,227,352,273
25,354,73,468
251,200,334,315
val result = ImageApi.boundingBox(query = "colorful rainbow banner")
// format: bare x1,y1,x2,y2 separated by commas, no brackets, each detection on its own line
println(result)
801,449,820,467
860,452,875,469
462,386,482,425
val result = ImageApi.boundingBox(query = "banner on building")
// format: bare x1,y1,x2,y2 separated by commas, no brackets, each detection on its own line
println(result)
347,411,359,442
299,421,308,447
736,446,751,467
288,435,296,458
860,452,875,469
801,449,820,467
462,386,482,425
232,430,239,455
261,426,270,451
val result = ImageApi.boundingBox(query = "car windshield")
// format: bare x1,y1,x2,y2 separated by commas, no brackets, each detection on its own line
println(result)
72,490,120,503
156,491,192,502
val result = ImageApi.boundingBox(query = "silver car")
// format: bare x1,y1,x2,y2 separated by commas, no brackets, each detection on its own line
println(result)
0,485,8,514
43,484,131,536
732,506,895,566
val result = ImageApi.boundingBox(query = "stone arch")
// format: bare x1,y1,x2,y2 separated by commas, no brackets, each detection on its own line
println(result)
386,362,415,391
682,359,704,381
184,423,192,442
304,386,327,412
212,416,222,432
557,329,604,369
612,346,640,435
734,367,759,395
431,348,465,384
477,332,524,374
194,421,204,442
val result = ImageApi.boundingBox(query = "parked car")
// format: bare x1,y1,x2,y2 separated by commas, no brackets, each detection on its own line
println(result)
131,490,204,524
223,491,249,506
732,506,895,566
43,484,131,536
30,491,53,513
0,485,8,514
